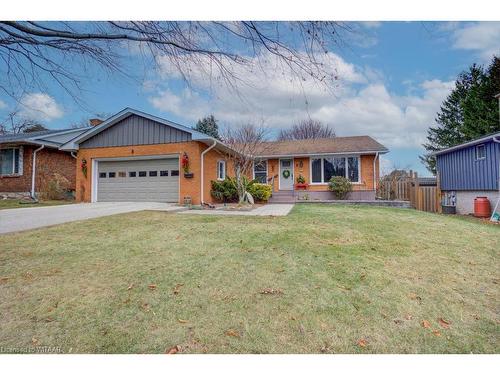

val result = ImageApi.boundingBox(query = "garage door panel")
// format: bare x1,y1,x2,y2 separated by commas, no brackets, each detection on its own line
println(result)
97,158,179,202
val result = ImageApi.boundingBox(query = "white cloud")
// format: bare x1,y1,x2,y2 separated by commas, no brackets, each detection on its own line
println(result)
19,93,63,121
0,99,6,110
451,22,500,60
150,88,210,120
359,21,382,29
148,51,454,150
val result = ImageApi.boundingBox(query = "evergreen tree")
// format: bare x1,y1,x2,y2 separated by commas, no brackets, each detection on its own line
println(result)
194,115,220,140
421,57,500,174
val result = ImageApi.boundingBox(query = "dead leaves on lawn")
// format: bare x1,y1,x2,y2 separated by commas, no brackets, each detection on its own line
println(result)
173,283,184,295
225,329,240,338
165,345,182,354
259,287,283,295
438,318,451,329
357,338,368,348
421,320,431,329
420,318,451,335
148,284,157,291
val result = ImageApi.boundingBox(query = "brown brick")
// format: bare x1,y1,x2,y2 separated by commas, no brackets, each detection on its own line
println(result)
0,146,76,194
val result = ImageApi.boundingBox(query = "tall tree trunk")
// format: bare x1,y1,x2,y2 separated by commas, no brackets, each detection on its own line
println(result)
235,165,246,204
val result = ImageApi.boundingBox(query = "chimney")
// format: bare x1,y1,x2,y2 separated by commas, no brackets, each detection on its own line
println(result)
89,118,103,127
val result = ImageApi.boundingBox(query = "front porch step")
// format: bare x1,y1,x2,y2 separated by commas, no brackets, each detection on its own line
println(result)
271,191,294,196
269,191,296,203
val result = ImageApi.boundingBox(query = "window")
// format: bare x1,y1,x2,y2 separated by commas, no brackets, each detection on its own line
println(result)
99,172,106,178
138,171,147,177
129,171,136,177
347,157,359,182
149,171,158,177
253,160,267,183
475,144,486,160
160,170,168,176
108,172,116,178
171,170,179,176
217,160,226,180
310,156,360,183
0,148,20,175
118,171,126,178
311,158,322,183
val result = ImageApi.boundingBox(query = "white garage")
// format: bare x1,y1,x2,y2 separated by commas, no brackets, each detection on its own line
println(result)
96,157,179,202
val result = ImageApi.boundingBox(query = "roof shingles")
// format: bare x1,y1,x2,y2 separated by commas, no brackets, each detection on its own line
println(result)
253,136,388,157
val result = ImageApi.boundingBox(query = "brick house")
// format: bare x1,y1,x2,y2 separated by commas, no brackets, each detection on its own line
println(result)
60,108,388,204
0,128,89,198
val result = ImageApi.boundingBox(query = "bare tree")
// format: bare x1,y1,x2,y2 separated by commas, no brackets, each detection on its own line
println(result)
278,119,336,141
221,124,270,204
0,111,47,134
0,21,350,104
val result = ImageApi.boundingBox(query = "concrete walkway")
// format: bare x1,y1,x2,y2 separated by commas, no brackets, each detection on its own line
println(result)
0,202,183,234
179,204,294,216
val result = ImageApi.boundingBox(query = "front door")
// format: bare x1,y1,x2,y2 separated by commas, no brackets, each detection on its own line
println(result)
279,159,294,190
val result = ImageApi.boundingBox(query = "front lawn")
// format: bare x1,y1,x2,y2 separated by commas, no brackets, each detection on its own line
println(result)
0,204,498,353
0,199,73,210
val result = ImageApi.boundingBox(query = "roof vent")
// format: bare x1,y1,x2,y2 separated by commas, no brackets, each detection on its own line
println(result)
89,118,103,127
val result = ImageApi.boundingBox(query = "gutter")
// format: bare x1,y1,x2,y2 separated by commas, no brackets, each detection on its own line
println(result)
200,140,217,205
432,132,500,156
71,152,77,159
31,145,44,199
373,152,379,190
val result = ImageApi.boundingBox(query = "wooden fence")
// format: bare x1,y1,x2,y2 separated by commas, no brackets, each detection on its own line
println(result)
378,171,441,213
378,179,411,201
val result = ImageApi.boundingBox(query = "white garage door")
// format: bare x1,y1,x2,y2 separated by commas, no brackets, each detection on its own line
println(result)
97,158,179,202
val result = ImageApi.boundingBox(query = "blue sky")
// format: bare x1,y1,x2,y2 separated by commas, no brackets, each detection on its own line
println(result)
1,21,499,176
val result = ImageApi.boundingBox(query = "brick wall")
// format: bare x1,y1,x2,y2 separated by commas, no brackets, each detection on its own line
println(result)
0,145,76,194
75,142,381,204
269,154,379,193
76,142,233,205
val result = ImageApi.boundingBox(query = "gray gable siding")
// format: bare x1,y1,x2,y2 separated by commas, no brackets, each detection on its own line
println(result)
80,114,192,149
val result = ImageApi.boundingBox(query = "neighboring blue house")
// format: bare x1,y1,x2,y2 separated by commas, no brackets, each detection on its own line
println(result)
434,132,500,214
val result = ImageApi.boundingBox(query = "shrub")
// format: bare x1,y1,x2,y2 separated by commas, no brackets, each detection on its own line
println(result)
211,177,272,203
210,177,238,202
247,183,272,201
296,174,306,184
328,176,352,200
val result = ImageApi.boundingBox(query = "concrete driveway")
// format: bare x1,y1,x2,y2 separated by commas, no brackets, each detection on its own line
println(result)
0,202,183,234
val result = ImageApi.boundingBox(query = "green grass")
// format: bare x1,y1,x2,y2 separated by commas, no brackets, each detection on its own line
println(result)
0,199,73,210
0,204,498,353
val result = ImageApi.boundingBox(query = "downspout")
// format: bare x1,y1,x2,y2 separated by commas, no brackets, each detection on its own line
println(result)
373,152,379,191
31,145,44,199
200,140,217,205
71,151,77,159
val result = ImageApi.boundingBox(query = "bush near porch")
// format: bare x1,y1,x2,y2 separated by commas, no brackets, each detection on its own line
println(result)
210,177,272,202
